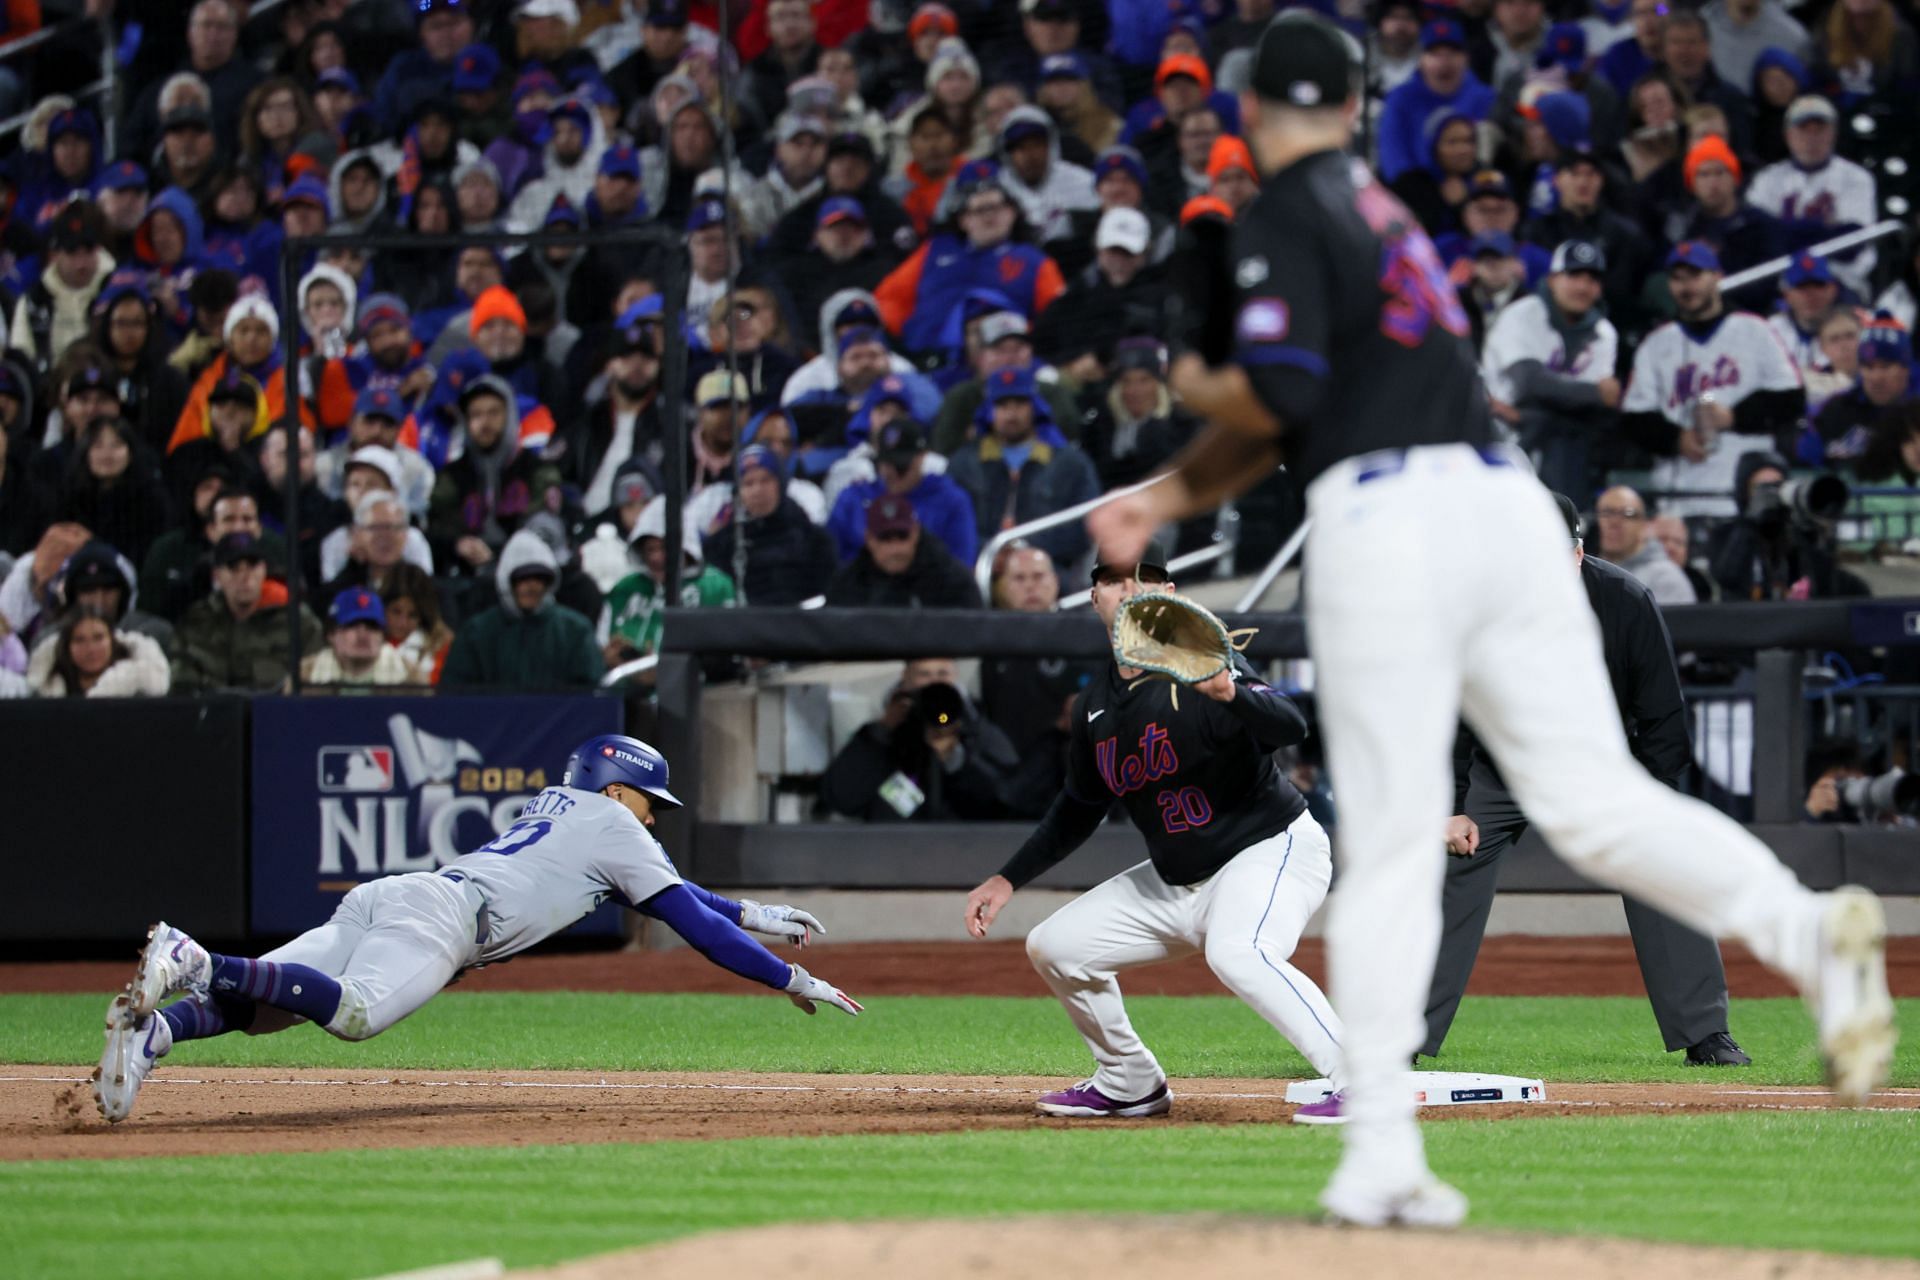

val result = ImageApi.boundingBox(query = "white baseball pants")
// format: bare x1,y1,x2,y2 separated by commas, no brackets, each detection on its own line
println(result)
1024,813,1344,1101
247,872,482,1041
1304,444,1820,1171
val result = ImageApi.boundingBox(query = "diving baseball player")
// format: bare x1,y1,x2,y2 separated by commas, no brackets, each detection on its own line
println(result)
93,735,861,1124
963,542,1342,1118
1087,12,1894,1229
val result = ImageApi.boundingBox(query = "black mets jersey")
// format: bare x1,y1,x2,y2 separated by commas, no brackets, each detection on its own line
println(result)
1230,148,1494,485
998,655,1311,890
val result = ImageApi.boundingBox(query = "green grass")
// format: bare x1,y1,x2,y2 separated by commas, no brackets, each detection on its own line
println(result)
3,1114,1917,1280
5,992,1919,1085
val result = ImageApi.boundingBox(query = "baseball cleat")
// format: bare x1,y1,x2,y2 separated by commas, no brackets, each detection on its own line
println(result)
1291,1092,1347,1125
1812,887,1896,1106
1035,1079,1172,1118
1320,1169,1469,1229
93,995,171,1124
127,921,212,1018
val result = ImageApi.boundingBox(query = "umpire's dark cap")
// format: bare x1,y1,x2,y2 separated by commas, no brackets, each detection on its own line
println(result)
1092,539,1170,582
1250,12,1361,110
1551,493,1582,542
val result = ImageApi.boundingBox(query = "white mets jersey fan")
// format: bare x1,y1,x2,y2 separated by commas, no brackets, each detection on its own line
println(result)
1479,292,1620,408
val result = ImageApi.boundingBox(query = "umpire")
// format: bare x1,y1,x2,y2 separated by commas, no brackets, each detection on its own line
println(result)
1423,493,1748,1066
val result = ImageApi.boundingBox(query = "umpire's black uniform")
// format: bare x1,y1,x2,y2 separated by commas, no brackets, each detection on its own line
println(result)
1422,551,1738,1060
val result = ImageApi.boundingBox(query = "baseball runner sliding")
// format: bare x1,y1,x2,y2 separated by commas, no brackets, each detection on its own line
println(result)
965,543,1342,1118
1086,11,1896,1229
93,735,860,1124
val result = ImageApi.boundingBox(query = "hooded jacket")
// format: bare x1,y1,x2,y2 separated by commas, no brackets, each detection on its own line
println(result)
132,187,207,329
505,110,610,234
826,471,980,566
297,262,360,359
427,375,568,560
994,107,1100,245
947,429,1100,573
8,249,115,369
701,484,839,607
439,529,604,689
28,626,171,697
780,288,921,404
874,228,1067,356
1378,68,1496,183
326,149,393,237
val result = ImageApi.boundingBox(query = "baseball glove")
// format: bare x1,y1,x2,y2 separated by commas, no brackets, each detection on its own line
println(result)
1111,592,1256,708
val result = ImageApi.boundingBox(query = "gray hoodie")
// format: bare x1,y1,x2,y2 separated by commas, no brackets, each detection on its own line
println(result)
992,106,1099,244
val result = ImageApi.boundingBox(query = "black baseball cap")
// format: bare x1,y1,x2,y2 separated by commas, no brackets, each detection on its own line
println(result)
213,532,266,567
1550,239,1607,276
1092,538,1170,583
875,418,926,468
1552,492,1582,542
1249,11,1360,110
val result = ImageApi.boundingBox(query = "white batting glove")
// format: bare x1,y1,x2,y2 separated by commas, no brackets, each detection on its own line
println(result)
785,963,863,1016
740,899,826,948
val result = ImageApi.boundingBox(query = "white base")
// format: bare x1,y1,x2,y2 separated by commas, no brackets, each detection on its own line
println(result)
1285,1072,1548,1108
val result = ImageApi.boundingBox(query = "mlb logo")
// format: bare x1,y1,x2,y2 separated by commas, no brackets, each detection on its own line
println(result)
318,747,395,793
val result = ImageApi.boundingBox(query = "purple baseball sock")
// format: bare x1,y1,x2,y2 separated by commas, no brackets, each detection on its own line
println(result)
209,955,343,1025
160,995,248,1043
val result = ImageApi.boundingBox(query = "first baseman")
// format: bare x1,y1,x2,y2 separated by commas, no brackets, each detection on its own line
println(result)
1088,12,1894,1228
94,735,861,1124
965,542,1342,1118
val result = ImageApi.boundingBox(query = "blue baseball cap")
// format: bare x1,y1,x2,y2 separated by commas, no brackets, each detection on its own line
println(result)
1470,230,1516,258
281,174,330,213
836,299,882,330
987,365,1037,403
1783,251,1835,287
1094,146,1147,190
599,144,641,180
1666,240,1723,272
550,97,593,134
1423,18,1466,49
686,198,727,231
817,195,867,228
331,587,387,628
316,66,361,95
862,374,914,414
514,67,561,100
452,43,501,93
544,193,581,227
93,160,147,196
1040,52,1088,81
645,0,688,24
613,295,665,351
1536,22,1586,70
354,386,403,422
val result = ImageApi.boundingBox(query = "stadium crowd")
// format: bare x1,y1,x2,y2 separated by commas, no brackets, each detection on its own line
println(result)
0,0,1916,710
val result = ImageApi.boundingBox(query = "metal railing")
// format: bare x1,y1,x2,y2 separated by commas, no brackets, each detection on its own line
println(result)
1234,517,1312,612
971,472,1171,600
1057,540,1233,609
1720,219,1907,293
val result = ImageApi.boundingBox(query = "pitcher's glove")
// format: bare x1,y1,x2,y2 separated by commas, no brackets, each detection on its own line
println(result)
1112,592,1256,708
785,964,863,1016
739,900,825,948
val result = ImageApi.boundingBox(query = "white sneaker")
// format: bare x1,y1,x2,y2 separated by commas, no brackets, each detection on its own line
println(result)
127,922,212,1018
1320,1167,1469,1229
93,995,171,1124
1812,887,1897,1106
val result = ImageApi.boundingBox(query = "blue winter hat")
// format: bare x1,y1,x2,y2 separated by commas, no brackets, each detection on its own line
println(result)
1751,46,1810,95
1859,314,1911,365
1470,230,1516,258
861,374,915,414
737,444,784,484
46,108,94,145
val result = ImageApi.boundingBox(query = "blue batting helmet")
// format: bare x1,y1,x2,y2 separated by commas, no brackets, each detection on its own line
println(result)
563,734,682,809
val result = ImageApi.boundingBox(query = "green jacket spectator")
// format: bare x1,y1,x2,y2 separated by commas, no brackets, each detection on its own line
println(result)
441,530,604,689
169,533,323,693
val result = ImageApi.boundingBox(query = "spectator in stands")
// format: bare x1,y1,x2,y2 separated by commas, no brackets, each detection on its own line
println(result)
94,163,151,268
1875,231,1919,332
610,0,691,105
994,106,1099,246
822,372,949,507
91,274,190,459
1438,170,1550,283
320,447,435,583
300,587,417,687
441,529,604,689
1661,11,1756,156
888,102,965,237
931,310,1080,453
747,0,825,125
256,426,330,591
17,108,101,236
169,532,323,693
875,177,1066,358
1378,19,1495,184
949,365,1099,574
825,492,981,608
1704,0,1811,91
1592,485,1698,603
1618,69,1688,192
1747,49,1810,167
507,99,606,235
997,0,1121,108
1079,337,1194,492
322,491,417,602
36,539,171,655
380,563,456,685
600,499,736,678
1481,240,1621,498
818,656,1018,822
1034,52,1120,160
1804,315,1914,467
1458,231,1530,350
1651,513,1716,600
429,377,566,574
1747,96,1879,296
700,288,802,412
128,1,262,159
0,523,90,643
1806,306,1864,412
983,539,1087,815
153,98,221,207
734,411,829,523
168,296,291,462
1032,207,1167,381
1811,0,1919,101
1767,253,1843,380
166,369,266,515
317,389,433,519
10,203,114,375
827,418,975,564
1600,0,1669,98
1855,402,1920,486
781,198,901,347
1390,110,1478,236
1367,0,1425,97
577,299,667,511
1619,242,1807,517
141,479,253,623
1711,450,1868,599
371,0,473,133
58,420,172,573
1522,150,1653,326
27,606,171,698
702,446,838,605
36,358,126,499
687,369,751,499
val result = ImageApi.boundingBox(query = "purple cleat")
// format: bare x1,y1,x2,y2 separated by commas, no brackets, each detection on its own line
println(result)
1291,1091,1347,1125
1035,1078,1173,1118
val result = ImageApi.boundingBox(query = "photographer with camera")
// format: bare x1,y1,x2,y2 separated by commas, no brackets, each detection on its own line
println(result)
1804,741,1920,824
817,657,1020,822
1708,451,1868,601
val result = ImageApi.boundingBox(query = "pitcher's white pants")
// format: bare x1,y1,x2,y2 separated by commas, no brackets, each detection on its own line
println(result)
1304,445,1820,1171
1025,813,1344,1100
247,873,482,1041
